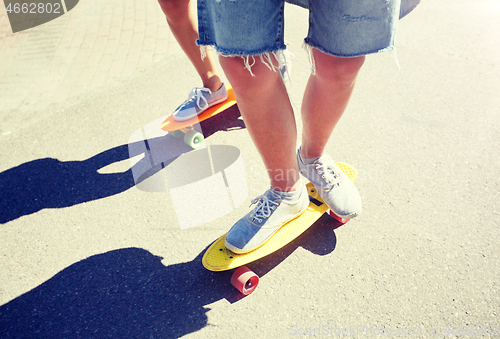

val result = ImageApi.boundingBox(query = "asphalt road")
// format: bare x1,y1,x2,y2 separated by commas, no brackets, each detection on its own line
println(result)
1,0,499,338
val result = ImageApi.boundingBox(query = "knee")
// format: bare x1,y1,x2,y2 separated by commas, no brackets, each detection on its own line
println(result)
158,0,190,21
313,49,365,84
219,55,280,92
219,57,249,89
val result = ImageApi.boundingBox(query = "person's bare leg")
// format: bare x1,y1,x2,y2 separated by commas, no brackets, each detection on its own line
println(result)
300,49,365,159
219,50,364,190
219,55,301,192
158,0,222,91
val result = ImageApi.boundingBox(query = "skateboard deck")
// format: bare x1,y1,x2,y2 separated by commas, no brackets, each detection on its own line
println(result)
160,85,237,148
202,162,357,293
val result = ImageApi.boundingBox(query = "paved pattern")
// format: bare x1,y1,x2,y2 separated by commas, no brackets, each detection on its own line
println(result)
0,0,176,133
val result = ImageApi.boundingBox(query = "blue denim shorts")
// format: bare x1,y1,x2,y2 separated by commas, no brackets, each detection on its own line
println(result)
197,0,419,58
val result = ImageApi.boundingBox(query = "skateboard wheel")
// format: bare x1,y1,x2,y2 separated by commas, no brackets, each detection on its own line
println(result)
231,266,259,295
184,130,204,149
170,130,184,138
329,210,348,224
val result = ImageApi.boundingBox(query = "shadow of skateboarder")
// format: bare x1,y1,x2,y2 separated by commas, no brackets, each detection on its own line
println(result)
0,106,245,224
0,214,338,338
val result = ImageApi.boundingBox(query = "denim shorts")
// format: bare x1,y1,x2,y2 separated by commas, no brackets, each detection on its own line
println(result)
197,0,419,58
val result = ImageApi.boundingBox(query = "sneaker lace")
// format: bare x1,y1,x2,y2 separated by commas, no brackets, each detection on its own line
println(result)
249,195,280,223
186,87,212,110
315,161,343,188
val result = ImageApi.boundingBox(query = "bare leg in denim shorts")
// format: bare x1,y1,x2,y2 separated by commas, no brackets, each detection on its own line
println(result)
158,0,228,121
197,0,419,253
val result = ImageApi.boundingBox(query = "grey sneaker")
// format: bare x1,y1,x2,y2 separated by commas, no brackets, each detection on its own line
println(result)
297,148,361,219
225,184,309,254
173,84,228,122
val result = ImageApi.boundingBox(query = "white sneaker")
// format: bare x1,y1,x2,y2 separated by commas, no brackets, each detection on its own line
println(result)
297,148,361,219
173,84,228,122
225,183,309,254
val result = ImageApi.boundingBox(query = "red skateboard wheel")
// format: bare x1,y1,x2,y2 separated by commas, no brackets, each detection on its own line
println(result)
231,266,259,295
329,210,348,225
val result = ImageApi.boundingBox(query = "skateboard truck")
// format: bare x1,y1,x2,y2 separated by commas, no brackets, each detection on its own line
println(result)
169,125,204,149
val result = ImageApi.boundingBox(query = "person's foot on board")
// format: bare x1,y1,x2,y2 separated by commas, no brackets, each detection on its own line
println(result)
297,147,361,219
173,84,228,122
225,182,309,254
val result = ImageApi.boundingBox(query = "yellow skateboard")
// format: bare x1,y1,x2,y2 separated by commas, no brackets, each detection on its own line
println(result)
160,85,237,149
202,162,358,295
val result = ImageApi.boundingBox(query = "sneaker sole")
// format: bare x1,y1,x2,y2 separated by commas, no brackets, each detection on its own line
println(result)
225,205,308,254
329,208,360,220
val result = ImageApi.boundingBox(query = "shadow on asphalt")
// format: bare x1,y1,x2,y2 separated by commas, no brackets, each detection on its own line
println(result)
0,215,338,338
0,106,245,224
0,104,341,337
0,144,136,224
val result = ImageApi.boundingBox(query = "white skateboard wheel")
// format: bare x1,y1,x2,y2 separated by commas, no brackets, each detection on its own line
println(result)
231,266,259,295
183,130,204,149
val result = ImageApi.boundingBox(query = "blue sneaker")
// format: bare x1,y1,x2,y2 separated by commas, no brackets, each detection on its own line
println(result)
297,148,361,219
173,84,228,122
225,184,309,254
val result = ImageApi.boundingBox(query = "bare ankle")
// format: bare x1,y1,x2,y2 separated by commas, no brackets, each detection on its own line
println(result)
203,75,223,92
300,146,323,160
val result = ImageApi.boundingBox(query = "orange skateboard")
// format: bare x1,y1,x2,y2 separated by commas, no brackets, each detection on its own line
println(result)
202,162,358,295
160,85,237,149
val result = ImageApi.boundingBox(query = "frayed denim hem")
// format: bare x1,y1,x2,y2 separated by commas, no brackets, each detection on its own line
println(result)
303,39,398,74
198,43,288,77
